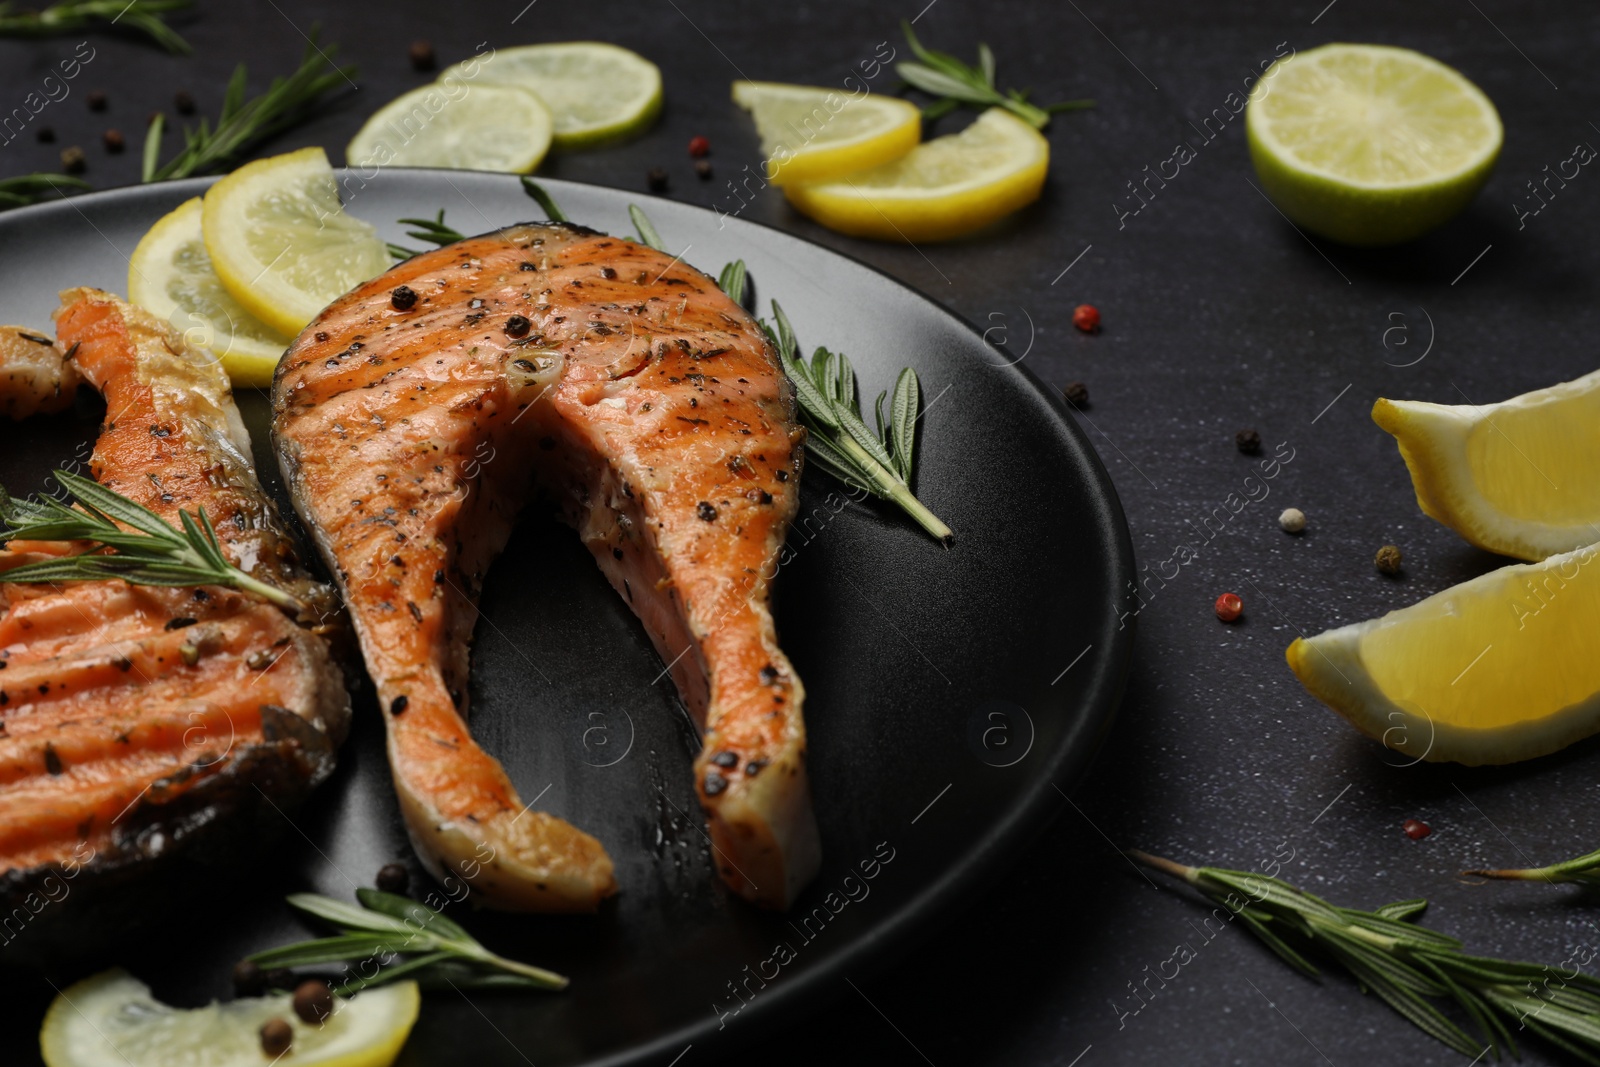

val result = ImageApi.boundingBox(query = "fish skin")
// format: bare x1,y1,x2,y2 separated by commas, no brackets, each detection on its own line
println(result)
273,222,820,911
0,289,348,922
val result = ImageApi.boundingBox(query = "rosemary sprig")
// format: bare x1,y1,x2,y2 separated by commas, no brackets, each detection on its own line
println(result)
0,172,90,210
387,209,465,260
718,259,748,305
0,469,304,613
1467,844,1600,885
629,203,665,251
1135,849,1600,1063
898,21,1093,127
250,889,567,995
522,176,567,222
0,0,190,53
142,33,354,182
766,301,951,544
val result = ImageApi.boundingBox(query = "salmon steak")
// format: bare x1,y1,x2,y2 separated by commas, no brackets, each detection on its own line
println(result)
0,289,349,920
273,221,821,911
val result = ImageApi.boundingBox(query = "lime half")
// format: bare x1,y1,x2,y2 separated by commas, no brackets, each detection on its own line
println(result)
447,42,662,149
1246,43,1502,246
347,81,553,173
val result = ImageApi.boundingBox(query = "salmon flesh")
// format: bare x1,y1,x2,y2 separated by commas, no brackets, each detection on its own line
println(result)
272,222,820,911
0,289,348,917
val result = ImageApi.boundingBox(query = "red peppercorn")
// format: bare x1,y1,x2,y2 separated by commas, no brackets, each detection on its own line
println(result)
1214,592,1243,623
1403,818,1431,840
1072,304,1100,333
688,135,711,158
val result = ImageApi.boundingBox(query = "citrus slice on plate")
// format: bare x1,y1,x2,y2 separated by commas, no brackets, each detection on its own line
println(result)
731,80,921,185
127,196,291,388
1288,540,1600,766
346,81,553,173
1246,43,1502,246
782,107,1048,242
40,969,419,1067
446,42,662,149
1374,373,1600,561
203,146,392,337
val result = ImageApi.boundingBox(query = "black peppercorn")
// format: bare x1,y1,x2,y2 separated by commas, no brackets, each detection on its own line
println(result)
409,39,436,71
505,314,531,338
711,750,738,768
694,159,713,180
232,959,266,996
60,146,86,174
1063,380,1089,407
1375,544,1403,575
103,129,125,153
174,90,196,115
697,501,717,521
1235,428,1262,454
647,167,669,193
390,285,417,311
293,979,333,1025
260,1018,293,1057
86,89,107,112
35,126,54,143
390,695,408,716
704,771,728,796
376,863,410,894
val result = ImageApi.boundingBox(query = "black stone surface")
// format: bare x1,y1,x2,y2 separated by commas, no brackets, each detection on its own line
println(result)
2,1,1600,1065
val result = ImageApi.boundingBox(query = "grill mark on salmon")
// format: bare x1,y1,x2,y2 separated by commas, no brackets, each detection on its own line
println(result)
0,289,348,917
274,222,820,911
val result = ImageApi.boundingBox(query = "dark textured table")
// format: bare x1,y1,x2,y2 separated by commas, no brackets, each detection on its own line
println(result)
5,1,1600,1064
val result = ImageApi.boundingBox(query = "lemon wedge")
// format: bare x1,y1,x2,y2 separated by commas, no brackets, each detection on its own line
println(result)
1374,372,1600,561
1288,540,1600,766
781,107,1048,242
1247,43,1502,246
346,80,552,173
40,969,419,1067
448,42,662,149
732,80,921,185
203,146,392,337
127,196,292,388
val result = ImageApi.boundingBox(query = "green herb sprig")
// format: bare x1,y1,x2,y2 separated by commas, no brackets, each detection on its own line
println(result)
142,33,354,182
0,172,90,211
1135,849,1600,1063
766,301,951,543
898,21,1093,127
1467,845,1600,886
0,469,304,613
387,209,465,261
0,0,190,53
250,889,567,995
522,177,567,222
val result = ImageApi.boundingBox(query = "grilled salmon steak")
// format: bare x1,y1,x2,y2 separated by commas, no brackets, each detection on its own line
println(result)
0,289,348,918
273,222,820,911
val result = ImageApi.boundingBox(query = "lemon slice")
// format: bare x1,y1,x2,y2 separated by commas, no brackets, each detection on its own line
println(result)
1288,540,1600,766
445,42,662,149
40,969,419,1067
1374,374,1600,561
128,197,292,388
1246,43,1502,246
203,146,392,337
782,107,1048,242
732,80,921,185
347,81,552,173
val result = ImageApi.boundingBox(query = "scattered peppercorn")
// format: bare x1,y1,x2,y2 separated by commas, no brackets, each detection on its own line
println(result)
390,284,417,311
505,314,531,338
86,89,107,112
232,959,266,996
1214,591,1243,623
647,167,669,193
1403,818,1431,840
694,159,713,180
60,146,86,174
390,695,409,716
1375,544,1403,575
704,770,728,796
102,129,124,153
174,89,195,115
409,39,436,71
260,1018,293,1058
711,750,738,768
35,126,54,143
1279,507,1306,534
688,135,711,158
1062,380,1089,407
292,979,333,1025
697,501,718,521
1235,428,1261,454
376,862,409,894
264,968,297,991
1072,304,1100,333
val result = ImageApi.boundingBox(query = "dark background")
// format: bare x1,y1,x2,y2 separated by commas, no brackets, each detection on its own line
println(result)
5,1,1600,1064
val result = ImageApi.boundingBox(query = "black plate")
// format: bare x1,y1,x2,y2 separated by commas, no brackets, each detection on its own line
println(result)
0,172,1133,1066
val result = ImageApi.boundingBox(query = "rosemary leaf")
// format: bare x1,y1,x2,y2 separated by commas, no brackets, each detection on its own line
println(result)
521,177,567,222
1467,843,1600,885
0,172,91,212
0,0,190,53
629,203,666,251
718,259,748,305
898,21,1093,129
